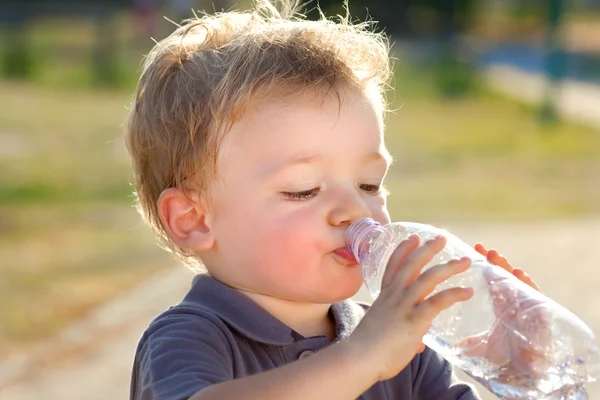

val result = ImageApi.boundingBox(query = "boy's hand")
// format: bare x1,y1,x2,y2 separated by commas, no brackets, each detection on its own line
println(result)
474,243,539,291
348,234,474,382
456,244,550,379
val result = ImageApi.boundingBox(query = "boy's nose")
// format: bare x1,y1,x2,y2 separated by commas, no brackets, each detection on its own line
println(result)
327,190,371,227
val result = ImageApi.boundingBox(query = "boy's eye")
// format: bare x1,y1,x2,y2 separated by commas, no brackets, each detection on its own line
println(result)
281,187,320,201
359,183,381,195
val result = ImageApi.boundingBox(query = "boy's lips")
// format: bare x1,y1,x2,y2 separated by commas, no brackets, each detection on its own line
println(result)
333,247,358,266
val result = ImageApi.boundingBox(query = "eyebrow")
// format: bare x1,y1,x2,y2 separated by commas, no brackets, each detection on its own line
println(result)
266,150,392,176
365,150,393,166
282,153,324,167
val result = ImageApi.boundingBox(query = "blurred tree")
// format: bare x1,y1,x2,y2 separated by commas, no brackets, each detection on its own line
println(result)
426,0,478,97
540,0,566,125
307,0,478,97
0,3,35,78
306,0,476,37
93,11,120,86
0,1,127,86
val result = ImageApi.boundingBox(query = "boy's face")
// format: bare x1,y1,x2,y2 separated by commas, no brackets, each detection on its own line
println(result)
204,87,391,303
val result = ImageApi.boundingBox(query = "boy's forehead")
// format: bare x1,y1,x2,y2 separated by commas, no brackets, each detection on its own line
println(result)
213,89,388,181
234,85,383,128
264,148,391,176
221,87,384,149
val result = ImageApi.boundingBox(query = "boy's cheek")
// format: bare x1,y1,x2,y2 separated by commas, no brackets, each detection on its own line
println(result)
256,223,325,268
262,223,320,258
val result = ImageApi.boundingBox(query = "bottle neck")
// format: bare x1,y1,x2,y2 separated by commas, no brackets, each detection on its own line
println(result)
345,218,386,263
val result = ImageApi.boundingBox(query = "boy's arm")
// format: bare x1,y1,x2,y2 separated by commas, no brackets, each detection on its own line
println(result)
191,339,378,400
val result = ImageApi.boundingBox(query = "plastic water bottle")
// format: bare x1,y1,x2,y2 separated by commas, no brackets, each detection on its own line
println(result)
346,218,600,400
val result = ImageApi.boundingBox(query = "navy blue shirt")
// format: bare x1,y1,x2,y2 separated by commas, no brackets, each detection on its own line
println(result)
130,274,480,399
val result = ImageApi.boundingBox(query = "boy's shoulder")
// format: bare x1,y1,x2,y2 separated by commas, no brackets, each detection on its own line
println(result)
141,293,230,344
135,278,236,363
137,274,259,351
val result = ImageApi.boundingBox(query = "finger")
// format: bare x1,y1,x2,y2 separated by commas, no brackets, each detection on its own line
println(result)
513,268,540,291
486,249,514,273
406,257,472,304
474,243,488,257
454,334,490,358
415,287,474,323
486,274,518,315
390,235,447,291
454,332,487,350
381,234,420,289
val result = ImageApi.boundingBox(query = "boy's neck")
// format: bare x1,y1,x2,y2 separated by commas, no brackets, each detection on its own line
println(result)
238,289,337,342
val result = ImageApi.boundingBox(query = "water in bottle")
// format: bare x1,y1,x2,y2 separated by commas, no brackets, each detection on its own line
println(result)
345,218,600,400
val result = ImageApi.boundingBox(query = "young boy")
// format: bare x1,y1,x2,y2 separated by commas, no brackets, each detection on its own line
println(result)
125,1,539,399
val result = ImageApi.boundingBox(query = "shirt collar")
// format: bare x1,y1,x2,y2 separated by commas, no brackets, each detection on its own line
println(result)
182,274,367,346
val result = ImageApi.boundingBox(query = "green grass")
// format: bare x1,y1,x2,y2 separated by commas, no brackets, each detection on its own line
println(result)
0,81,136,203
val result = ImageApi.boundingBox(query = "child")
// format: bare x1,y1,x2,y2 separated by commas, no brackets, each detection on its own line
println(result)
125,1,539,399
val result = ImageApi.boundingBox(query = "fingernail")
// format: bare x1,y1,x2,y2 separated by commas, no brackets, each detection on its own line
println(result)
427,235,443,244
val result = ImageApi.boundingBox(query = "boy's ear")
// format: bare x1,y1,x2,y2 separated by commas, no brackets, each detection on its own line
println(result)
157,188,215,252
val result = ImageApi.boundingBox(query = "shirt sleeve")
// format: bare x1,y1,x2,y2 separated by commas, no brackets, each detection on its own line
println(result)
411,347,481,400
130,312,234,400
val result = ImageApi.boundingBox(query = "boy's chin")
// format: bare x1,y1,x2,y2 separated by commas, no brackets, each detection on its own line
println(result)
316,281,363,303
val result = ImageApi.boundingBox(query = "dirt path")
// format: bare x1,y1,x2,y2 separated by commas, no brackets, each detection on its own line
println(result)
1,219,599,399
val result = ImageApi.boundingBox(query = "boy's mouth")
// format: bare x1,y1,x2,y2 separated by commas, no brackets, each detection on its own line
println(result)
333,248,358,266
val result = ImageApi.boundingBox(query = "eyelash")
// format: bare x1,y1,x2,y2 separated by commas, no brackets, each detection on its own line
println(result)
281,184,382,201
281,188,320,201
360,184,381,195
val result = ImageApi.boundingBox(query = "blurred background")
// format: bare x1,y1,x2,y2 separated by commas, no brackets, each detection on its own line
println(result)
0,0,599,399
